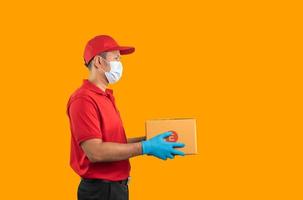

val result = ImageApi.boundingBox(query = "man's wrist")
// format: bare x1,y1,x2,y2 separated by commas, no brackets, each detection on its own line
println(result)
132,142,143,156
138,142,143,155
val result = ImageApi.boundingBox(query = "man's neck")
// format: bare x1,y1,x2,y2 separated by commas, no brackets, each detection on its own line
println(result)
88,76,108,92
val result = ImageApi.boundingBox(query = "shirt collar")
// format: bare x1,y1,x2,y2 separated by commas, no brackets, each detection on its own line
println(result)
82,79,113,96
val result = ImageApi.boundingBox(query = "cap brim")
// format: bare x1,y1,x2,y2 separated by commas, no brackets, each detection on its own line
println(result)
113,46,135,55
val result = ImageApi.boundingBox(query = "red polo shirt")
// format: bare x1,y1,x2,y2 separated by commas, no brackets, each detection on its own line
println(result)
66,79,130,181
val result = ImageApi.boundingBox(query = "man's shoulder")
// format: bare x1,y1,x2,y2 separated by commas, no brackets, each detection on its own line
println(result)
67,87,96,107
71,87,91,98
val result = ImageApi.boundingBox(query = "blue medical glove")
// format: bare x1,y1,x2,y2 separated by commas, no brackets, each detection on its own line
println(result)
141,131,185,160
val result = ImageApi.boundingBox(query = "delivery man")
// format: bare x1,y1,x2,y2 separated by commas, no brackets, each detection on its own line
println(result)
66,35,185,200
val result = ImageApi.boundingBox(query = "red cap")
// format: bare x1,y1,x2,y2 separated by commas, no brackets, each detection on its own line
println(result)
83,35,135,65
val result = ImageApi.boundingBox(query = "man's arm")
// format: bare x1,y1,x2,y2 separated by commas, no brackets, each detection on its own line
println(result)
127,136,146,143
81,138,142,163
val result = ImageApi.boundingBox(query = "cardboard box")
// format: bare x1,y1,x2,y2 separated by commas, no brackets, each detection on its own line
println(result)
145,118,198,155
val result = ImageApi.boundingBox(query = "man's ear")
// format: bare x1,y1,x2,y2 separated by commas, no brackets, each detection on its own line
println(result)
95,55,108,69
91,56,101,69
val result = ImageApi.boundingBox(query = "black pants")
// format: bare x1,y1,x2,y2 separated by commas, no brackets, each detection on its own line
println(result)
78,178,129,200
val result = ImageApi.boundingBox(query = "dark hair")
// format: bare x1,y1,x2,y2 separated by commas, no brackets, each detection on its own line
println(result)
85,52,107,70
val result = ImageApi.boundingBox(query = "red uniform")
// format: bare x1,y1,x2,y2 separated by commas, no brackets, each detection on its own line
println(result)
66,79,130,181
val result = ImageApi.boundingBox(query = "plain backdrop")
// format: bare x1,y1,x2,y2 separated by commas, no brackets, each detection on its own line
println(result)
0,1,302,199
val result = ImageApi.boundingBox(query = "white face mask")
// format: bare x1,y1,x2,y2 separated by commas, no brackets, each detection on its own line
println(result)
103,60,123,84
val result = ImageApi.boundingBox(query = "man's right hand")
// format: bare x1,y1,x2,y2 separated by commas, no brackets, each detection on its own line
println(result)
141,131,185,160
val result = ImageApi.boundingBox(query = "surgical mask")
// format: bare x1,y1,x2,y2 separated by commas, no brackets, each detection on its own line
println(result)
103,60,123,84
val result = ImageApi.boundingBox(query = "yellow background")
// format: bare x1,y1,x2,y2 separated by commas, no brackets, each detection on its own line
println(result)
0,0,302,199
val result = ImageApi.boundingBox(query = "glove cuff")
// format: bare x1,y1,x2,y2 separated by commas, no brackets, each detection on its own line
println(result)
141,141,149,155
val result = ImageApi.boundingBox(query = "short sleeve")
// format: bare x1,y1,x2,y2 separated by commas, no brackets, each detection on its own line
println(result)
68,97,102,145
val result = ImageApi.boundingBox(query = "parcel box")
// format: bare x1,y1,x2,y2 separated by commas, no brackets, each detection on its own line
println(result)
145,118,198,155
